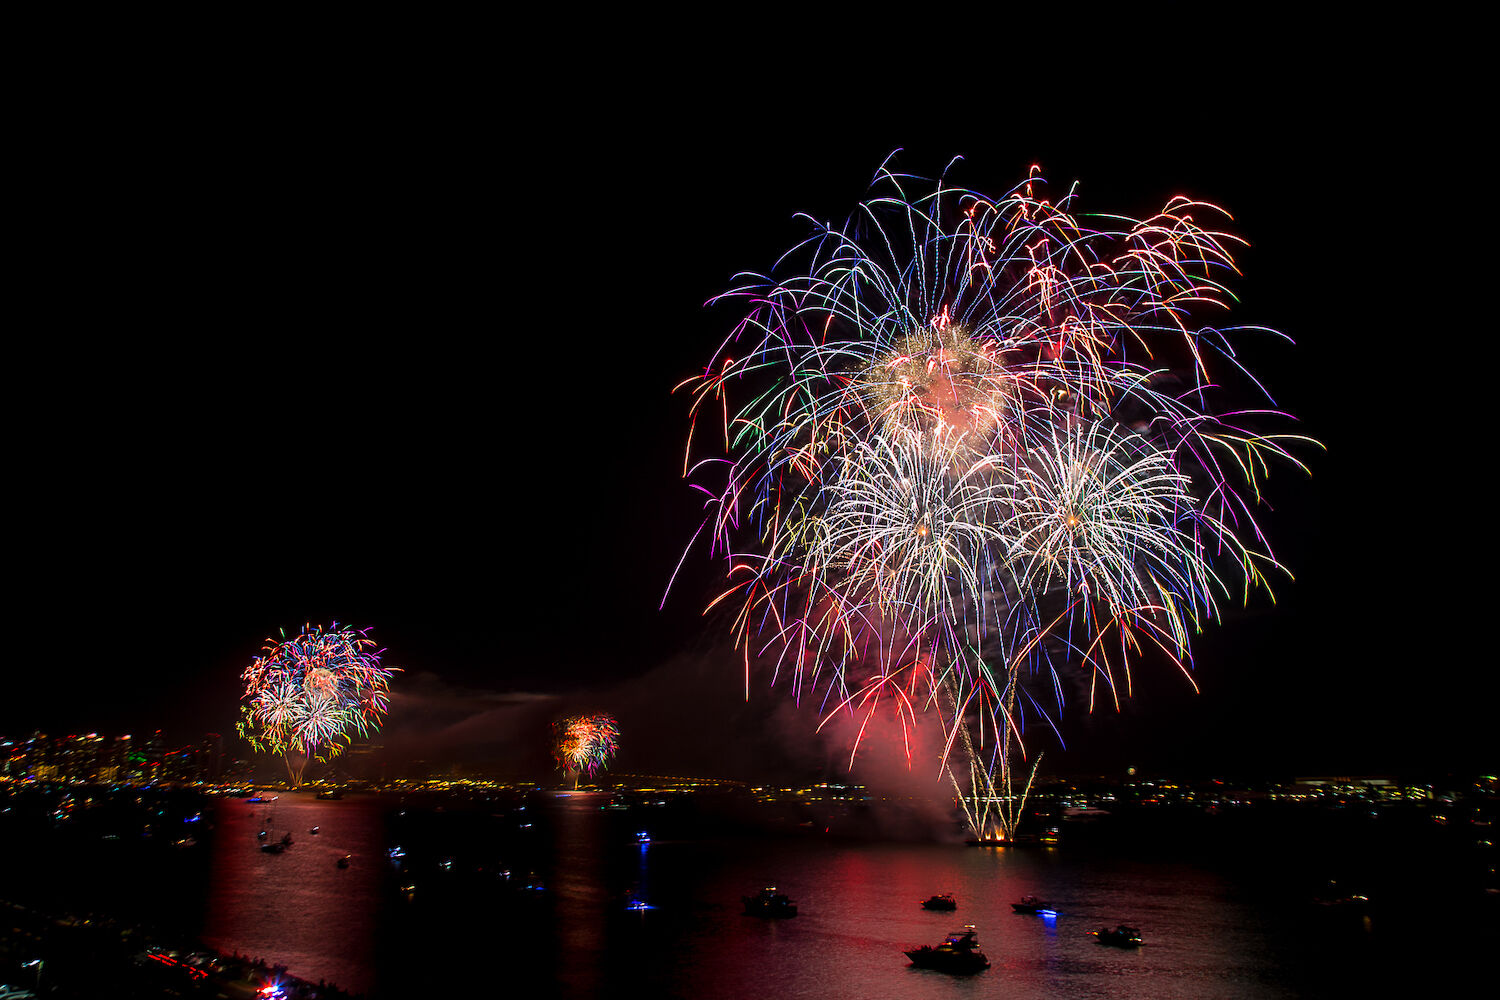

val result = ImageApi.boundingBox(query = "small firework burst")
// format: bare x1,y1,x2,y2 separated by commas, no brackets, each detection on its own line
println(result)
555,714,620,783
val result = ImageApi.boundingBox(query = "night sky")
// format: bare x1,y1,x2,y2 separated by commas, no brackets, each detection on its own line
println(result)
9,31,1484,782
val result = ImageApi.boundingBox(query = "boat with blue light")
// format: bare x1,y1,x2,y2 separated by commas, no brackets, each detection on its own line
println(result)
1011,895,1056,915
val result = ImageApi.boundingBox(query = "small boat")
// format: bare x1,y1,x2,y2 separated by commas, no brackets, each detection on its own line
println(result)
636,831,651,845
257,829,268,840
1011,894,1056,915
337,855,352,869
316,790,344,801
1312,881,1370,907
921,894,957,911
742,886,798,918
310,826,320,835
1092,925,1142,947
904,925,990,973
1313,892,1370,907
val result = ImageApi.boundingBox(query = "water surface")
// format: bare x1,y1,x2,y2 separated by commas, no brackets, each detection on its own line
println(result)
163,791,1496,998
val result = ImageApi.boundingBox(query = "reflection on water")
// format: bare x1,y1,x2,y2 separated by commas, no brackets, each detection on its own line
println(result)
492,796,1302,1000
188,791,1496,999
552,792,607,996
619,828,1295,1000
203,794,386,995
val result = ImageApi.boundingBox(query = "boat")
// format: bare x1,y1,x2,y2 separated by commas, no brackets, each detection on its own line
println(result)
742,886,798,918
309,826,320,835
257,829,268,840
337,855,352,868
1312,881,1370,907
1092,925,1142,947
316,790,344,800
921,894,957,911
1313,892,1370,907
636,831,651,845
904,925,990,973
1011,894,1056,915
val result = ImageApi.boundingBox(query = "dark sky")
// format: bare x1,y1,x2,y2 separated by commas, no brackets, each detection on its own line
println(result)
8,29,1485,781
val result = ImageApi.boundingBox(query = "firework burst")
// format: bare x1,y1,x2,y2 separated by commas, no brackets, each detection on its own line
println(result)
237,622,399,786
673,157,1313,837
555,714,620,787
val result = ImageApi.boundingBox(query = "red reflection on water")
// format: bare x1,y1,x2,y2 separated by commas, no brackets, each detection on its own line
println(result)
203,793,386,995
550,792,609,997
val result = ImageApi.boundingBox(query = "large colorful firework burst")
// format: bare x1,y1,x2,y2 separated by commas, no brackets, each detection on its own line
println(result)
555,714,620,788
238,622,399,786
673,157,1312,837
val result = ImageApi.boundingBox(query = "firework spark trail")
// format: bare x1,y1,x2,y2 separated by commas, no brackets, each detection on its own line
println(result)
238,622,399,786
674,157,1314,835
